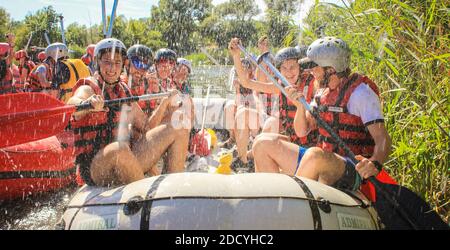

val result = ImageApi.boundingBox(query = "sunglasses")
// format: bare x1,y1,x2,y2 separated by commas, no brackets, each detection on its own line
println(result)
131,56,151,70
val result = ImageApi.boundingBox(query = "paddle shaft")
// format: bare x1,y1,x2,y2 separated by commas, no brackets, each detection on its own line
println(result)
24,32,33,51
238,44,419,229
59,15,66,45
101,0,107,37
76,92,170,111
107,0,119,38
1,92,170,124
192,85,212,155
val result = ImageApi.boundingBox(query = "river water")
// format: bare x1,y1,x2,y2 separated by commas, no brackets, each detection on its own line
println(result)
0,65,233,230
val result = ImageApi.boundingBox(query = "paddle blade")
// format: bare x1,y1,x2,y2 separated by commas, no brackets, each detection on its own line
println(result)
0,93,74,148
374,183,449,230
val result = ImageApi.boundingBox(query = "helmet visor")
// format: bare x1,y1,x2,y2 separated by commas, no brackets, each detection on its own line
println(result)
131,56,151,70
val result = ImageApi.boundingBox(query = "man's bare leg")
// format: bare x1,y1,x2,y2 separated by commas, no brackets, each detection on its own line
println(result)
133,122,187,172
261,116,279,134
296,147,346,186
90,141,145,186
235,107,262,163
223,101,237,143
251,133,298,175
166,127,190,173
245,115,279,161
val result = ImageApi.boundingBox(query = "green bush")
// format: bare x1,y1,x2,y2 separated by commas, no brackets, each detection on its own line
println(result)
68,44,85,59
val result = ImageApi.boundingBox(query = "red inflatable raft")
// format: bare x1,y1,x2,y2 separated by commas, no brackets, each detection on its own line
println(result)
0,132,76,200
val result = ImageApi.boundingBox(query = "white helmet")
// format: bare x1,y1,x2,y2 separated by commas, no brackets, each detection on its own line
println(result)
302,37,351,73
45,43,68,61
177,57,192,73
94,38,127,61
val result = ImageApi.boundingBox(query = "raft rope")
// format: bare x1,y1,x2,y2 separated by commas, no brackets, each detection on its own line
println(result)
65,194,367,210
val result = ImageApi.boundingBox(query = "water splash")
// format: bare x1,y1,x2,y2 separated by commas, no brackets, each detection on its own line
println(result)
110,40,116,60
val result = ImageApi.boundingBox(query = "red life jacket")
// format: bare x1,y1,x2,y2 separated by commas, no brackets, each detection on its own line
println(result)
28,62,53,92
237,84,255,108
18,60,36,79
259,92,274,115
15,60,36,91
0,63,13,94
279,74,318,147
67,77,132,185
149,77,172,110
315,73,378,156
315,73,397,201
123,74,153,116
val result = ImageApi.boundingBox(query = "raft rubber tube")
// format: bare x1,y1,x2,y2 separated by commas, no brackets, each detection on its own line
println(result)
0,132,76,200
59,173,381,230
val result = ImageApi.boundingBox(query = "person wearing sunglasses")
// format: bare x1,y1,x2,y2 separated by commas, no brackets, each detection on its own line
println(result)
123,44,154,116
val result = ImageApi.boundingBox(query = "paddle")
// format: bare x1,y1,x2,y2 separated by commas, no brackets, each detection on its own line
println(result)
101,0,107,37
0,92,170,149
237,43,448,230
190,85,212,157
106,0,119,38
59,15,67,45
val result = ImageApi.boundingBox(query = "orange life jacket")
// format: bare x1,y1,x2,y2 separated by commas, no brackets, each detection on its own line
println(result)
279,74,318,147
28,62,53,92
314,73,397,201
149,77,172,110
262,93,275,116
14,60,35,91
0,63,13,94
123,74,153,116
67,77,132,185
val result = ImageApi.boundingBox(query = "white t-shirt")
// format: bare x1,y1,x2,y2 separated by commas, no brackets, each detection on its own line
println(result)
312,83,384,125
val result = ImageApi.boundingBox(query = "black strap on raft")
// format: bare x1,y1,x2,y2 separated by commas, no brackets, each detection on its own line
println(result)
140,175,167,230
291,176,322,230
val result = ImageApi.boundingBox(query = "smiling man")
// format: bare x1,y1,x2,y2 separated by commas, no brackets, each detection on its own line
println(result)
67,38,192,187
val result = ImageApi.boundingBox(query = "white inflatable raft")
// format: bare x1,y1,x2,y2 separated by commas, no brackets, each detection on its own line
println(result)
59,173,381,230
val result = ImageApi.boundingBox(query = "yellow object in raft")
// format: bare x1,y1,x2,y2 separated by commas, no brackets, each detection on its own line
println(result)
215,152,233,175
206,129,217,149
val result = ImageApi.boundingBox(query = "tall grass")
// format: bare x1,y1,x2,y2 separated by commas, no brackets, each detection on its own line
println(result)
294,0,449,222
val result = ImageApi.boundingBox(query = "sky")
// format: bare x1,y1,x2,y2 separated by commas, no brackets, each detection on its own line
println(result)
1,0,329,27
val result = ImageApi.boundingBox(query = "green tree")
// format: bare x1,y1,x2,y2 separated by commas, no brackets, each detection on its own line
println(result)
99,15,166,52
65,23,88,48
265,0,302,16
150,0,212,54
201,0,260,48
215,0,260,21
263,0,302,47
14,6,62,50
0,7,11,39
